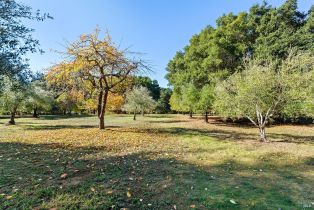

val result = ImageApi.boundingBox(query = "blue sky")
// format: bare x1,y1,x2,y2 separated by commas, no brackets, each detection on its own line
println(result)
22,0,313,87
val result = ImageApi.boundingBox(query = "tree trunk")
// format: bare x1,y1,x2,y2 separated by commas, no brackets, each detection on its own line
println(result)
189,110,193,118
98,89,109,130
204,111,209,123
259,126,268,142
8,108,17,125
33,108,39,118
133,111,136,121
141,109,144,116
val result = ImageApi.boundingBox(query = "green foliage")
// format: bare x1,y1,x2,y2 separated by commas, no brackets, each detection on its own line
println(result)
213,52,314,140
181,83,199,113
198,84,214,113
0,0,52,77
23,80,54,115
133,76,161,100
0,76,29,114
166,0,314,115
123,86,157,116
155,88,172,114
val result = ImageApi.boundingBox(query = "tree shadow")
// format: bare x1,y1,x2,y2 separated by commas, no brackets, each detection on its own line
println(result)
23,125,121,130
121,126,314,144
147,120,189,124
39,115,96,120
0,142,313,209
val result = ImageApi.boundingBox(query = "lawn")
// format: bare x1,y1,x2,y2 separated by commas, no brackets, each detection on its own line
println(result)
0,114,313,209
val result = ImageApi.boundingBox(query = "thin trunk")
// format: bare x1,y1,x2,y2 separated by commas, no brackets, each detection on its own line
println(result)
189,110,193,118
33,108,38,118
98,89,109,130
133,111,136,121
204,112,209,123
8,108,17,125
259,126,268,142
141,108,144,116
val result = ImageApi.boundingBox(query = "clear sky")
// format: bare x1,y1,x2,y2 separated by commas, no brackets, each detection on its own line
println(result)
22,0,313,87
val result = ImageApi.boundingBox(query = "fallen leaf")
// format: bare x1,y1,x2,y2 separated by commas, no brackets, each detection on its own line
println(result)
127,191,131,198
6,195,13,200
230,199,237,204
190,204,196,208
60,173,68,179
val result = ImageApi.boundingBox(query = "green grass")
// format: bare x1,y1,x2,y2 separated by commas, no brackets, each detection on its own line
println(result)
0,114,313,209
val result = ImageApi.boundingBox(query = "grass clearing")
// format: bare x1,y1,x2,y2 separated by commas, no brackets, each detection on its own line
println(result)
0,114,313,209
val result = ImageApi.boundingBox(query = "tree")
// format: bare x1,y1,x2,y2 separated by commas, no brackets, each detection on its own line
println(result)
155,88,172,114
0,0,52,77
47,28,148,129
123,86,156,120
24,80,54,117
198,84,214,123
0,76,28,124
181,83,199,118
213,52,314,142
169,89,186,113
133,76,161,100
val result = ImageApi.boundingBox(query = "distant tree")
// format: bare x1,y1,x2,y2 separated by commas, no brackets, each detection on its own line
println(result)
214,52,314,142
134,76,161,100
155,88,172,114
123,86,156,120
47,28,148,129
0,0,52,77
198,84,214,123
106,93,124,113
0,76,28,124
23,80,54,117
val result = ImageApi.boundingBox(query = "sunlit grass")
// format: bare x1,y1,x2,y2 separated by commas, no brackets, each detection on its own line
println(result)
0,114,313,209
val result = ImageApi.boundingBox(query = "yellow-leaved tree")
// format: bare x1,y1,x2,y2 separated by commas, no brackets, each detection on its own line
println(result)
47,28,148,129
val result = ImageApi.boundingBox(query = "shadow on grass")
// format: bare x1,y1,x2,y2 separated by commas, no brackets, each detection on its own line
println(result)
39,115,96,120
147,120,189,124
0,142,313,209
22,125,122,130
121,126,314,144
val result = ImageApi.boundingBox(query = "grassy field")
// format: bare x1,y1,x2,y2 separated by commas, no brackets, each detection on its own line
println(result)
0,114,313,209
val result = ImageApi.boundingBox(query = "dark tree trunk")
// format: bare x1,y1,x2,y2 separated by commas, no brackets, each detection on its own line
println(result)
98,89,109,129
8,108,17,125
204,112,209,123
189,110,193,118
133,111,136,121
33,108,39,118
63,109,66,115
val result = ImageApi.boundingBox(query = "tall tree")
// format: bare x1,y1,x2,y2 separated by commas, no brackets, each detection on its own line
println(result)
47,28,148,129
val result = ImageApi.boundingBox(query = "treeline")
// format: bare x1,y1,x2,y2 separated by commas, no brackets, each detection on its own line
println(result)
166,0,314,141
0,74,172,122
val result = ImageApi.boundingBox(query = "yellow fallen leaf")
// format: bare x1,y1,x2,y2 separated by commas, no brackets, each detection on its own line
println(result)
6,195,13,200
127,191,131,198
